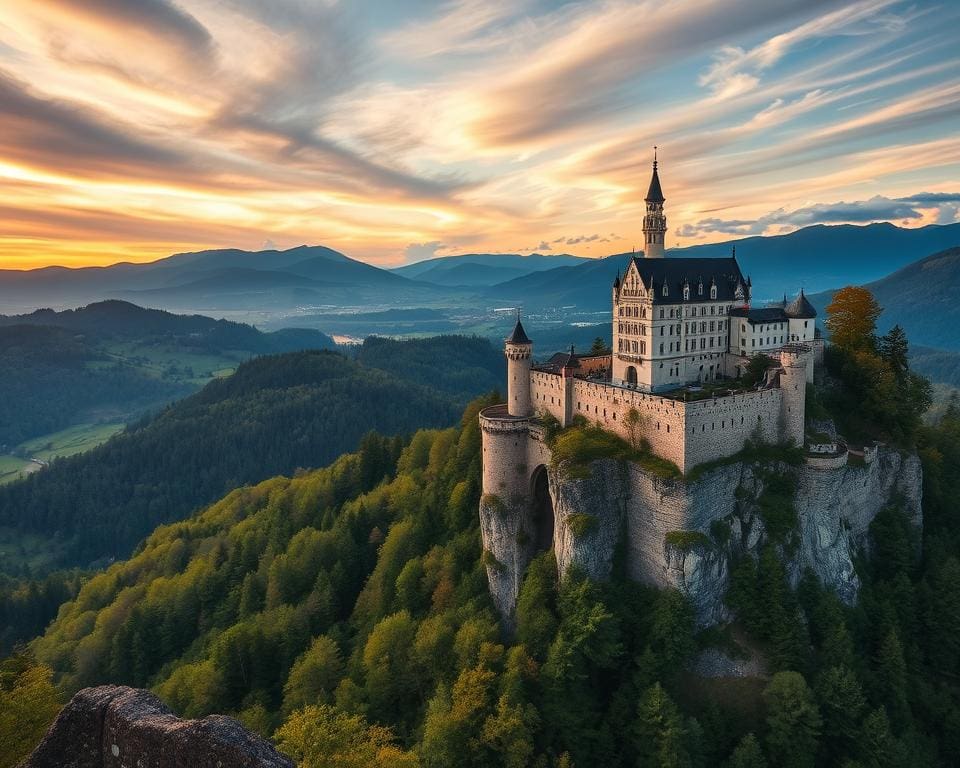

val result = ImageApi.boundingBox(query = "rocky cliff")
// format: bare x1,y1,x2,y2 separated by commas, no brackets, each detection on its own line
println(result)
492,445,922,626
19,685,293,768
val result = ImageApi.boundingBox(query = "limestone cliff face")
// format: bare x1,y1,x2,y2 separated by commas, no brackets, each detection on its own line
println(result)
496,445,922,627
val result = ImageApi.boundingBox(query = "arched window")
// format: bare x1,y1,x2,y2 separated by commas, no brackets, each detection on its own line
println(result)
683,286,690,300
710,285,717,299
662,284,668,296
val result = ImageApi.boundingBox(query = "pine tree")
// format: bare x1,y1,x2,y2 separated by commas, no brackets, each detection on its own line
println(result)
763,672,822,768
728,733,766,768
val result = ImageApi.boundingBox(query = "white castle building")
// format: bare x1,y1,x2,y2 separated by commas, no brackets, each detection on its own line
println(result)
481,158,822,480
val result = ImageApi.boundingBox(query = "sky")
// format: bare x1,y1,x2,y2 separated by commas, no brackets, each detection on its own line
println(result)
0,0,958,270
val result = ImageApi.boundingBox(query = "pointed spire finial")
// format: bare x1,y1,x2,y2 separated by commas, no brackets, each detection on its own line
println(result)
653,145,658,170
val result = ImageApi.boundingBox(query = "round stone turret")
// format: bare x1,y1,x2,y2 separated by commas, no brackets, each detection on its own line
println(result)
779,344,808,447
505,316,533,417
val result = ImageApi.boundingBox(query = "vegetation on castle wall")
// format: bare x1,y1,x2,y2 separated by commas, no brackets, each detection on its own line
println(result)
755,472,798,545
685,439,803,483
664,530,712,551
565,513,598,538
547,418,681,481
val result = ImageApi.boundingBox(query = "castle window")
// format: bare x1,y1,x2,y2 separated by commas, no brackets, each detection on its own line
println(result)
683,286,690,300
659,343,664,354
662,285,668,297
698,283,703,295
710,286,717,299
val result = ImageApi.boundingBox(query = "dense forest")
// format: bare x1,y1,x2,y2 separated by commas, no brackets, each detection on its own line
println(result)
4,378,958,766
0,336,502,579
0,325,191,446
4,290,960,766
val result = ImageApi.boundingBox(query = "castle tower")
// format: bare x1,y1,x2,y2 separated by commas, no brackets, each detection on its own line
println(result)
642,149,667,258
779,346,808,448
505,315,533,417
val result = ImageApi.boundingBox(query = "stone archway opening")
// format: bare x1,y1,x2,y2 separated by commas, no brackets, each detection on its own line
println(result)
530,465,554,553
626,365,638,385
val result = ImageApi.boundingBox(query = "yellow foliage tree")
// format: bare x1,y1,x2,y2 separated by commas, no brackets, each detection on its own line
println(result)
274,704,418,768
0,657,62,768
825,286,882,351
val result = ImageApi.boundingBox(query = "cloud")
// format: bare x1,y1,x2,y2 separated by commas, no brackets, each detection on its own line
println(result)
36,0,215,60
677,194,934,238
403,241,445,263
535,240,552,251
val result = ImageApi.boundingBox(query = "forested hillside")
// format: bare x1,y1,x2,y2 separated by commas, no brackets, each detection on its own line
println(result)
0,338,500,577
0,301,336,451
0,325,190,447
10,391,960,766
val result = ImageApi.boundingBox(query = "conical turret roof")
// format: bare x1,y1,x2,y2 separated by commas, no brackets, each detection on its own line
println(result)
784,289,817,319
645,160,665,203
506,316,531,344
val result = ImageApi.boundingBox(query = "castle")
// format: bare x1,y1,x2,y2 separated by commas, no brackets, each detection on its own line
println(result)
479,157,826,622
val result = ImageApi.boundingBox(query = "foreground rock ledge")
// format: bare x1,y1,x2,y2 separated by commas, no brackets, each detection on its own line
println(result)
19,685,293,768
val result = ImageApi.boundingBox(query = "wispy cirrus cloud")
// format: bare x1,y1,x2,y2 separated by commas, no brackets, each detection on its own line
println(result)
0,0,957,268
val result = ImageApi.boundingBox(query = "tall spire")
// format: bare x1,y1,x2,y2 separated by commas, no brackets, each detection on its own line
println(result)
642,147,667,258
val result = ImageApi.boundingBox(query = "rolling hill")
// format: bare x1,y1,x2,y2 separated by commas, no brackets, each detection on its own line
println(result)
808,246,960,352
393,252,586,286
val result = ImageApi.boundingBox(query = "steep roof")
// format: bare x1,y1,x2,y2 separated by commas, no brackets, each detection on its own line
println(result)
506,317,531,344
628,256,747,304
562,345,580,369
784,289,817,319
645,162,665,203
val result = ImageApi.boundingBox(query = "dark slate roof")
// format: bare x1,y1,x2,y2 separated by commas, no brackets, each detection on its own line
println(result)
506,317,531,344
645,163,665,203
562,346,580,368
784,289,817,319
628,256,747,304
729,307,789,324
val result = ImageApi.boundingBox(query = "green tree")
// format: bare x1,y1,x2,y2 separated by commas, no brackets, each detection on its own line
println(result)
728,733,766,768
633,682,692,768
590,337,610,355
816,665,866,759
763,671,822,768
283,635,345,714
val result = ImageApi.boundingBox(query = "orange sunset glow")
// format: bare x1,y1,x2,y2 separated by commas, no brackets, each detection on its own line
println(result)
0,0,958,269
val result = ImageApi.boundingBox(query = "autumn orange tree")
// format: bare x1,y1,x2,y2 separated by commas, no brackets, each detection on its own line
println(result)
825,286,882,352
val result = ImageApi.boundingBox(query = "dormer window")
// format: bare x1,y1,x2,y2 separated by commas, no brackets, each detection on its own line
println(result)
662,284,668,297
698,282,703,296
683,286,690,300
710,285,717,300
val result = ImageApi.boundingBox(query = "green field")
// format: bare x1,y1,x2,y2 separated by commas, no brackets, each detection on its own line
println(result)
0,455,36,485
20,422,126,462
0,421,127,486
100,341,245,385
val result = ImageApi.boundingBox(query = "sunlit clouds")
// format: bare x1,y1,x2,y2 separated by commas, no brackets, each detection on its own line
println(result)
0,0,957,268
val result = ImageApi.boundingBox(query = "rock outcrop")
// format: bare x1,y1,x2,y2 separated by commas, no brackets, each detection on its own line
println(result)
491,444,922,627
20,685,293,768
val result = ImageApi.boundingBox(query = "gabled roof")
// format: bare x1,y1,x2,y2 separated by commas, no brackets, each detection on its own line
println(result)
506,317,531,344
645,162,665,203
626,256,746,304
562,345,580,369
784,289,817,319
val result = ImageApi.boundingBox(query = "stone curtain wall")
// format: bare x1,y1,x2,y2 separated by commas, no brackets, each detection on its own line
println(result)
530,371,568,423
682,389,784,469
570,378,686,468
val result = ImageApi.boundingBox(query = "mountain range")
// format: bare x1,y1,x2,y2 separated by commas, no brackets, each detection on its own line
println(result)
2,222,957,316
